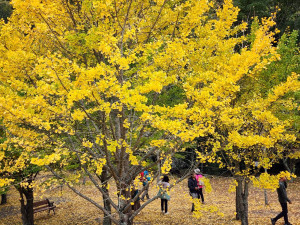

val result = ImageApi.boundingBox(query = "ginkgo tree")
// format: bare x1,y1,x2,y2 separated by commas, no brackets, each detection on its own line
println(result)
0,124,42,225
193,18,300,225
258,30,300,176
209,71,299,225
0,0,298,225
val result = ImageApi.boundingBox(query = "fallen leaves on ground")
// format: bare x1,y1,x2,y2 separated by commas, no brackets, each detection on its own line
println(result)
1,176,300,225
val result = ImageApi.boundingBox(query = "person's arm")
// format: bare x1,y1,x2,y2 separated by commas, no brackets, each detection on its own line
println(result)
283,187,291,203
284,182,291,203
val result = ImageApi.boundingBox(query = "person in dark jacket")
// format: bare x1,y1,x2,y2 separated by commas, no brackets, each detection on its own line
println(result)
271,176,292,225
188,172,199,212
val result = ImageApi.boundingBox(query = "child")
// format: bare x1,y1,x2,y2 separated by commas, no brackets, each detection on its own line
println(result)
158,175,170,214
141,170,150,201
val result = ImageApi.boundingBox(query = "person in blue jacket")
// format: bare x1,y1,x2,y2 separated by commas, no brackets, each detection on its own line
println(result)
141,170,150,201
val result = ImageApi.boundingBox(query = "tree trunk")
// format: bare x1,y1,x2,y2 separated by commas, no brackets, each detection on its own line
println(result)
16,184,34,225
119,184,133,225
283,158,296,182
102,189,112,225
283,158,291,173
1,193,7,205
120,213,133,225
235,178,249,225
235,179,242,220
264,189,269,205
264,168,269,205
157,152,161,183
101,167,112,225
118,161,134,225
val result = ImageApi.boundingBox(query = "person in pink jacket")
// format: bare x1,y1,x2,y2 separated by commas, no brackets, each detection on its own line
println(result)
194,169,205,203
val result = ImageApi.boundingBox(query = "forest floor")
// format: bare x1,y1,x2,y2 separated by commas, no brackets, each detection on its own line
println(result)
1,175,300,225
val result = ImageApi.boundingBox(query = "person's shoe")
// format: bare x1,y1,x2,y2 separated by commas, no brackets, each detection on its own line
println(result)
284,223,292,225
164,212,169,215
271,218,275,225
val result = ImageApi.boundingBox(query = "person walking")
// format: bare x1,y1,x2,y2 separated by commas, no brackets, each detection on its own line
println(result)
141,170,150,201
188,172,199,212
271,176,292,225
158,175,170,215
194,168,205,203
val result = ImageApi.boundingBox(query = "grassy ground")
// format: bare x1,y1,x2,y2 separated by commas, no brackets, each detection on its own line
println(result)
1,176,300,225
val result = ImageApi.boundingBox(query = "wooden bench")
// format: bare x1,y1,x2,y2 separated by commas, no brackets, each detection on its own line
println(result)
33,199,56,215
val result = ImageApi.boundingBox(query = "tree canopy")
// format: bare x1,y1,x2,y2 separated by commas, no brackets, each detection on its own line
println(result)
0,0,299,224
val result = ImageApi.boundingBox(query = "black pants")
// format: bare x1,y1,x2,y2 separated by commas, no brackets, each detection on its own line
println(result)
161,199,168,213
274,202,289,224
198,188,204,203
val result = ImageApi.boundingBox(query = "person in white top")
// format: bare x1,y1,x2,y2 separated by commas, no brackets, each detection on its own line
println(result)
158,175,170,214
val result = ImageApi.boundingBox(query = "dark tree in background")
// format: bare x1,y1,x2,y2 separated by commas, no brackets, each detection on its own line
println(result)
0,0,12,23
234,0,300,37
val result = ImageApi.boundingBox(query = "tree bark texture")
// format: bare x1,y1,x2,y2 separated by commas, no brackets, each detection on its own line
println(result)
119,186,133,225
16,185,34,225
235,178,249,225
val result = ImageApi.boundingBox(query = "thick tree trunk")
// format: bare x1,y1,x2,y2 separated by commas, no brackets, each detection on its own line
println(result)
16,185,34,225
235,179,242,220
1,193,7,205
112,102,134,225
120,214,133,225
119,186,133,225
235,178,249,225
102,189,112,225
118,159,134,225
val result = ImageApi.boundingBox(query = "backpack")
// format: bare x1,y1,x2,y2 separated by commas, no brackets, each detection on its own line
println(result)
198,179,204,186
